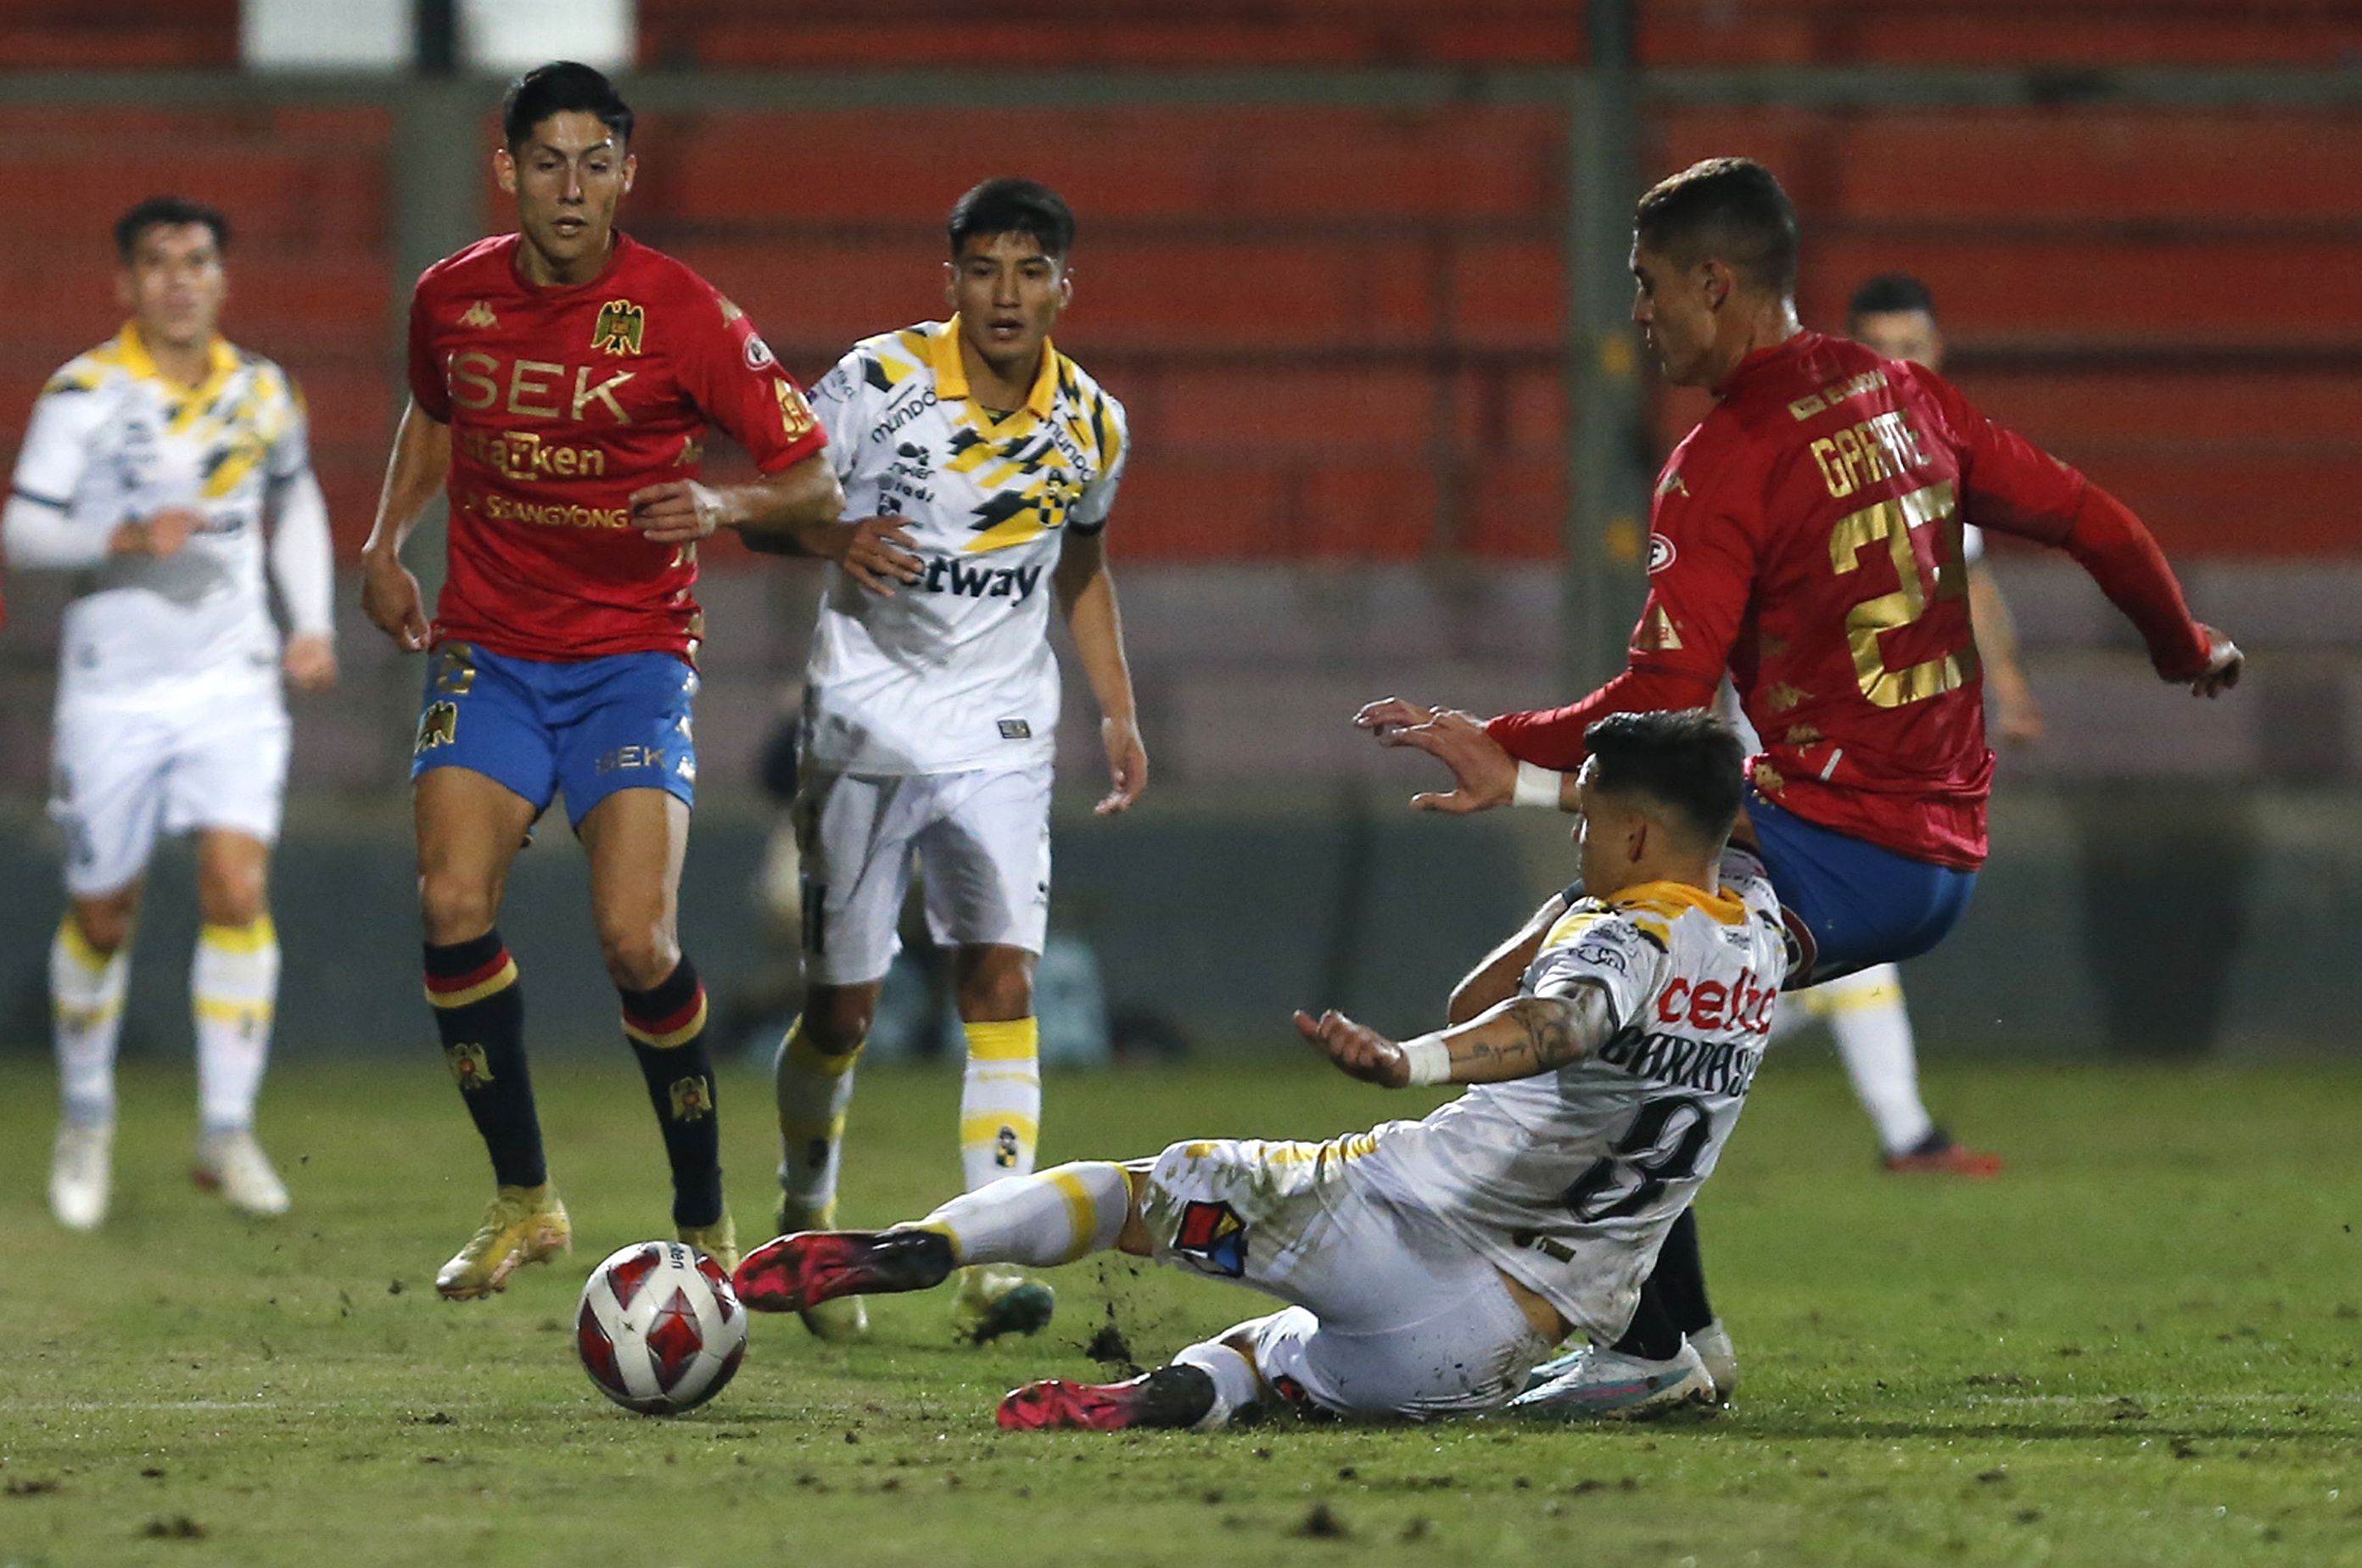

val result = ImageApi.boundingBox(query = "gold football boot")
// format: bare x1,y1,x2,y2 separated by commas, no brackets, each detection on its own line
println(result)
434,1182,572,1300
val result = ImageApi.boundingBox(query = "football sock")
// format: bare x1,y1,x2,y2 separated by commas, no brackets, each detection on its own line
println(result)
1169,1336,1262,1431
193,918,279,1134
1609,1276,1688,1362
51,916,128,1127
959,1016,1041,1191
1813,964,1937,1156
1647,1207,1716,1336
620,956,724,1229
423,931,546,1190
910,1160,1132,1268
774,1016,861,1219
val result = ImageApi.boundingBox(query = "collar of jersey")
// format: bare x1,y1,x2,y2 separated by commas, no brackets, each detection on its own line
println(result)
1714,328,1819,399
930,316,1059,423
115,321,237,403
1604,877,1747,927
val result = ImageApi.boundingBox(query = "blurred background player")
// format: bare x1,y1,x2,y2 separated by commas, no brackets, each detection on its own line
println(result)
770,178,1145,1344
736,713,1782,1428
1738,271,2049,1177
3,196,337,1229
1360,157,2241,1400
357,63,843,1299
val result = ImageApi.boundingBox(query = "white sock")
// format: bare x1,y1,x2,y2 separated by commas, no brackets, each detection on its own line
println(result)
959,1016,1040,1192
775,1016,861,1221
1810,965,1935,1154
914,1160,1130,1268
193,918,280,1134
1171,1335,1264,1431
51,917,129,1126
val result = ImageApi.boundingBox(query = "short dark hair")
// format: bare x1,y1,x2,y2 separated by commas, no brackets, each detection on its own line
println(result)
501,60,633,151
948,178,1076,261
115,196,229,262
1582,709,1747,852
1849,272,1938,323
1633,156,1799,296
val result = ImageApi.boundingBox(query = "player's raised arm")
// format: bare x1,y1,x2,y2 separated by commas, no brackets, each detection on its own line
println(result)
358,398,450,652
1294,984,1618,1088
1919,368,2241,698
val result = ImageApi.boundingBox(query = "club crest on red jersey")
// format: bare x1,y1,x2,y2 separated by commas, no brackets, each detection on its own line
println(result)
591,299,646,356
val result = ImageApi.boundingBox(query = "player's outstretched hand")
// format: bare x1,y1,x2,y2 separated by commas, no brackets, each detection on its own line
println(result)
1096,715,1149,815
2191,624,2244,699
629,479,725,544
283,633,339,692
359,550,429,652
1294,1008,1410,1089
1382,708,1517,814
826,516,926,596
1352,696,1436,735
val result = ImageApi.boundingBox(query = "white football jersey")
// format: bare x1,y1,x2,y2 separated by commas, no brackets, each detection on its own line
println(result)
1360,851,1790,1341
800,317,1128,775
7,325,323,702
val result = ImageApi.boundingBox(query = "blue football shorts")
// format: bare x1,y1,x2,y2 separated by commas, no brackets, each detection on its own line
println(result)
410,641,697,826
1744,789,1978,986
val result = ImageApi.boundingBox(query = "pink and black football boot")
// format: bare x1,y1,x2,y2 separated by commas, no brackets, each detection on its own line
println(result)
730,1227,954,1313
995,1364,1217,1432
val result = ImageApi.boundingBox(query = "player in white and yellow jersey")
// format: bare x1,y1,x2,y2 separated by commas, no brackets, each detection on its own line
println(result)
2,198,336,1230
735,712,1790,1429
767,179,1145,1345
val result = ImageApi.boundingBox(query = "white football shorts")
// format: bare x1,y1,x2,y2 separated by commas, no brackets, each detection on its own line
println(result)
1139,1135,1550,1420
796,761,1054,986
48,686,291,897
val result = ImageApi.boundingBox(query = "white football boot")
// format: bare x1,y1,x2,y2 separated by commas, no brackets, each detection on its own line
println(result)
49,1120,113,1230
194,1129,292,1217
1690,1318,1739,1403
1507,1341,1714,1420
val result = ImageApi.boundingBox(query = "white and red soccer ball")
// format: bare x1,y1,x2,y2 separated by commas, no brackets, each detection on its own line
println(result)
576,1240,748,1415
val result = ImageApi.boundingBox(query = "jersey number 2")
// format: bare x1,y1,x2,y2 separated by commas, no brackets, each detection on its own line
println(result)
1827,479,1979,708
1559,1093,1716,1224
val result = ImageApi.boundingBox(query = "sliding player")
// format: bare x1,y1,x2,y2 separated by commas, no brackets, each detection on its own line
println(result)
739,713,1783,1427
358,62,844,1297
1358,158,2241,1407
767,178,1145,1344
5,197,336,1229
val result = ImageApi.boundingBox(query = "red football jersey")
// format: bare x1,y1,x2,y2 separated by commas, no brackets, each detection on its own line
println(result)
1490,331,2211,868
407,232,826,662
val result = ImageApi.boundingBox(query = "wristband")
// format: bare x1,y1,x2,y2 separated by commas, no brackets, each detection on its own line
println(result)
1400,1033,1452,1087
1512,761,1564,810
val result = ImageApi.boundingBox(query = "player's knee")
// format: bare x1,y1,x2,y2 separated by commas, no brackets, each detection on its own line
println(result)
417,868,499,946
804,988,875,1053
197,864,268,928
955,961,1034,1023
69,893,137,956
596,921,679,992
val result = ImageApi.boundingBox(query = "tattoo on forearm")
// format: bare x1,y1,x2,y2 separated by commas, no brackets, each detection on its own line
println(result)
1504,996,1585,1068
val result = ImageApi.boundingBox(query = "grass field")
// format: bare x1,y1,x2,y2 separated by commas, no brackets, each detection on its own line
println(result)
3,1050,2358,1568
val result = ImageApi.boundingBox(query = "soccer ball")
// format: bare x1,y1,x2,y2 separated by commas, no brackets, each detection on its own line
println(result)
575,1240,749,1415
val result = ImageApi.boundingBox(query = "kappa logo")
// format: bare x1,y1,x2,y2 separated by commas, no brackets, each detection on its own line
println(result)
590,299,646,356
1648,532,1678,574
669,1075,714,1123
445,1041,493,1090
459,300,498,329
1172,1200,1247,1278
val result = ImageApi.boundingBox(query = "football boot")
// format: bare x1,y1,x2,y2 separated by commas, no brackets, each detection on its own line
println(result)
996,1364,1217,1432
435,1182,572,1300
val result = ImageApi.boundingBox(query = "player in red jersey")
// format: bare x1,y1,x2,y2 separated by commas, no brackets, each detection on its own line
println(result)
358,63,847,1300
1356,158,2242,1412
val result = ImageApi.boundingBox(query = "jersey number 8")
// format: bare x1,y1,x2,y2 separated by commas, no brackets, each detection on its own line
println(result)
1559,1093,1716,1224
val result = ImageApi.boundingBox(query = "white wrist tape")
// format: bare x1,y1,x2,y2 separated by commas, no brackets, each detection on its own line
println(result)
1512,761,1564,809
1400,1033,1452,1087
